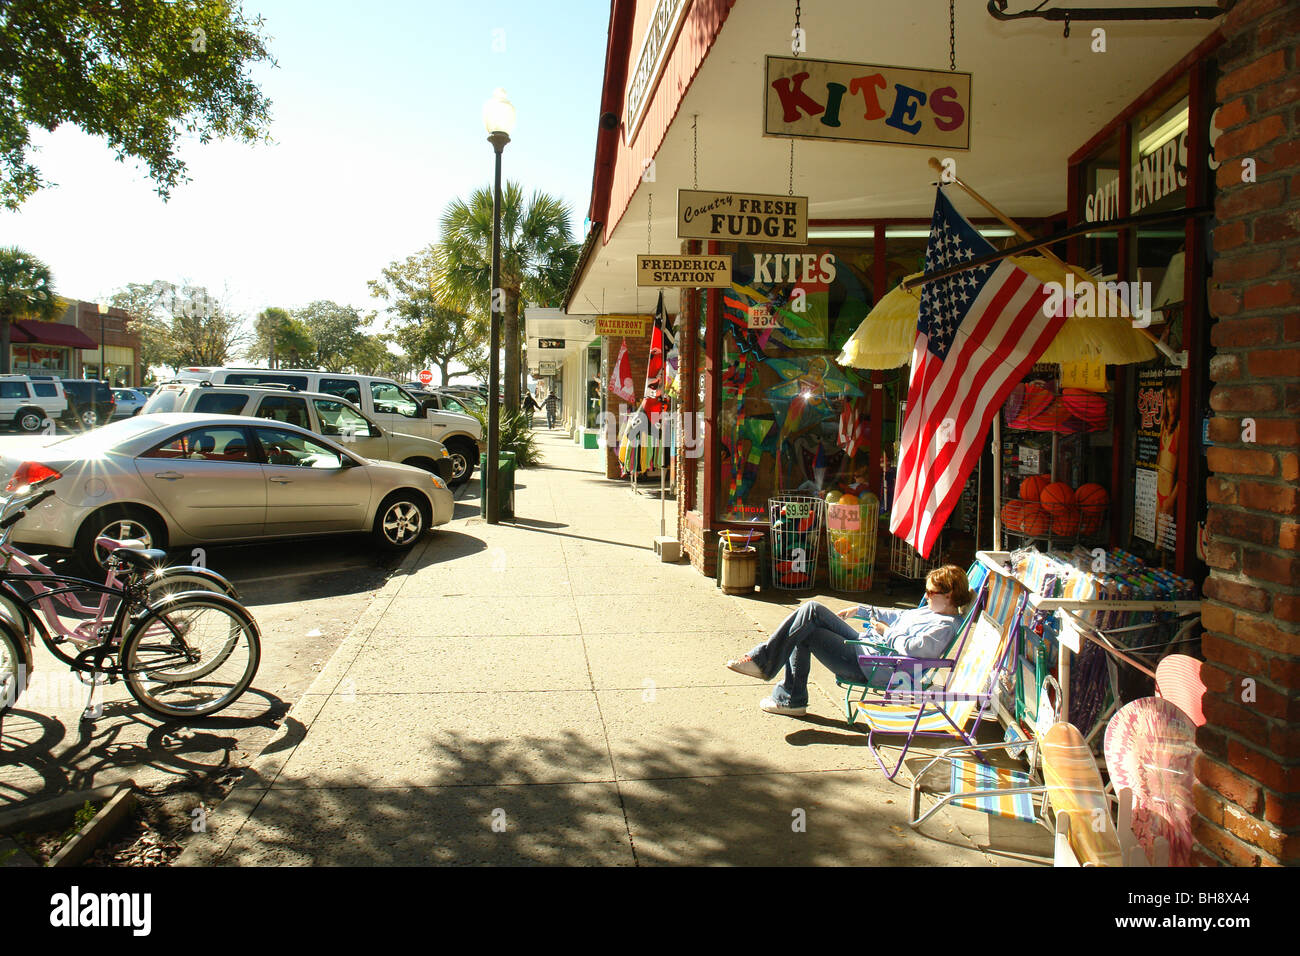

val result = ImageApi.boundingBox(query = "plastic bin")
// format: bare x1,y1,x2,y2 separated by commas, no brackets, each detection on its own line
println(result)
479,451,517,520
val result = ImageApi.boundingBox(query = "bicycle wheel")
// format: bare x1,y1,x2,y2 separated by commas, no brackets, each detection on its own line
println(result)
0,628,28,714
121,593,260,719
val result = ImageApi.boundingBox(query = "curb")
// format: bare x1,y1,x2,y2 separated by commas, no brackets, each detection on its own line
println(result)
174,532,438,866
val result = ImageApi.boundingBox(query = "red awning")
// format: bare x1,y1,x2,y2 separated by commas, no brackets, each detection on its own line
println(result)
10,320,98,349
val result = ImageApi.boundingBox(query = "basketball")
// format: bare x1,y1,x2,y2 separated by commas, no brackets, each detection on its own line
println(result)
1002,500,1026,532
1021,503,1051,537
1075,483,1110,510
1062,389,1108,426
1051,506,1081,536
1041,482,1077,516
1020,474,1050,501
1021,383,1055,426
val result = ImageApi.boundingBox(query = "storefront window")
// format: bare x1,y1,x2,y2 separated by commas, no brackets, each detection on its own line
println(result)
12,345,70,378
585,342,601,430
714,242,876,523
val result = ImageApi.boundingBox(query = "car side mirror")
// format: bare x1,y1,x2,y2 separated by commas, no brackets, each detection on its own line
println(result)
369,425,383,438
417,402,429,419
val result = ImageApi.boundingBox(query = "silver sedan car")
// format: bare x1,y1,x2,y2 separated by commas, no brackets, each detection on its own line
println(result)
0,413,455,571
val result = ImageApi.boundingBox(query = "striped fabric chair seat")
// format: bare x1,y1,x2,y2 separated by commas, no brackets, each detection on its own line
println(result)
947,758,1038,823
856,701,973,736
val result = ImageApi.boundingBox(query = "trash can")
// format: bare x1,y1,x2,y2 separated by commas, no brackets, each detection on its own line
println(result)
479,451,517,520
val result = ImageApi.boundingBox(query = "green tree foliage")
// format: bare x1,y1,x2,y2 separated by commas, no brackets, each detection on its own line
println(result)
163,284,248,368
0,246,57,373
346,335,392,376
293,300,363,372
0,0,275,209
110,281,179,372
252,306,312,368
370,245,488,386
434,183,579,409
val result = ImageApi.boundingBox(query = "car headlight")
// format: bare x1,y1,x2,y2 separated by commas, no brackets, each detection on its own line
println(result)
430,474,447,490
440,447,450,458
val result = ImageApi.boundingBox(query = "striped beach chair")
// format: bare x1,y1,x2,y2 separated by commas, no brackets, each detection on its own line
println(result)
854,594,1026,780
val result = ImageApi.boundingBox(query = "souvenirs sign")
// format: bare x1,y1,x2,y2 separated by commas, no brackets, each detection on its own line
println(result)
677,189,808,245
595,315,652,337
765,56,971,150
636,254,732,287
537,338,565,349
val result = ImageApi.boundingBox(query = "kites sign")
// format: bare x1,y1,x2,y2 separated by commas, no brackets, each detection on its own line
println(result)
764,56,971,150
677,189,807,245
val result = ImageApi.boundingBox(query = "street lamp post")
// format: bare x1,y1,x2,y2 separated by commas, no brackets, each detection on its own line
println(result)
483,88,515,526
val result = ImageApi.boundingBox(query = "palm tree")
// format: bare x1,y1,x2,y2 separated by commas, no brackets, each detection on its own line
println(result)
435,183,579,410
0,247,58,373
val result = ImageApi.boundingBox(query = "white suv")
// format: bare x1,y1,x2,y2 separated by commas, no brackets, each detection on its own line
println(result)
149,367,484,483
0,375,68,432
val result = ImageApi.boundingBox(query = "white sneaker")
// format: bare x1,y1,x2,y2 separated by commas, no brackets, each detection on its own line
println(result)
725,657,764,679
759,697,806,716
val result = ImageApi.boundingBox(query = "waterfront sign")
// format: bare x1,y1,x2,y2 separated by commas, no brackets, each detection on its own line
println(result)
677,189,808,245
596,315,653,337
764,56,971,150
636,254,733,287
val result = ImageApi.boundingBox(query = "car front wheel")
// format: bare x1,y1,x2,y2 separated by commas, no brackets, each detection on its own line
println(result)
372,492,429,551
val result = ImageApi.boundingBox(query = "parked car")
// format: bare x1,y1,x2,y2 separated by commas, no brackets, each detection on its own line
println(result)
112,388,149,417
408,387,484,416
0,413,454,572
149,367,483,484
143,382,460,485
0,375,67,433
60,379,115,429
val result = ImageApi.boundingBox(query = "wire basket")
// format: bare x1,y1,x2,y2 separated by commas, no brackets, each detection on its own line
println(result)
827,495,880,592
890,535,941,581
767,495,826,591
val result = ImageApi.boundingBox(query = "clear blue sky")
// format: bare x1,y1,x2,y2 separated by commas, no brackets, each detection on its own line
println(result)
0,0,608,325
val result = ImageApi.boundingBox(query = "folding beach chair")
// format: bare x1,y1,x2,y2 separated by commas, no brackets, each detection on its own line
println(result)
854,593,1027,781
836,562,990,724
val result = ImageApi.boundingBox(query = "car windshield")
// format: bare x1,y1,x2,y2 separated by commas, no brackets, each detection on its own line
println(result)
43,415,163,455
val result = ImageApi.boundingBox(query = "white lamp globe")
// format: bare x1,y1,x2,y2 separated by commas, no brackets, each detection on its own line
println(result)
483,88,516,136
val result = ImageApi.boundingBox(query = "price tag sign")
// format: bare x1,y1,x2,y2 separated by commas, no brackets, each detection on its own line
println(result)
1019,445,1041,476
783,501,811,518
747,304,780,329
827,503,861,531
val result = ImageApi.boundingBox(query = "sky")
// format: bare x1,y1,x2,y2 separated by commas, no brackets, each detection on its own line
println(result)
0,0,609,330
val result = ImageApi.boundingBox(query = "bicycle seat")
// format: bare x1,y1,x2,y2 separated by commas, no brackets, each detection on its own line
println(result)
110,547,169,570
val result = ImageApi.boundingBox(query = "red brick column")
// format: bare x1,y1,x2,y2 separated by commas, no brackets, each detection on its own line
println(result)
1196,0,1300,867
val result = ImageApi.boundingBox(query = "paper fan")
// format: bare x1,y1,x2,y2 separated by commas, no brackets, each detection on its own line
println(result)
1104,697,1198,867
1156,654,1207,727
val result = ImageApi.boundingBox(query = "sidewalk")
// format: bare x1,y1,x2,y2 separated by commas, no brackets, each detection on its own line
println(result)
180,425,1048,866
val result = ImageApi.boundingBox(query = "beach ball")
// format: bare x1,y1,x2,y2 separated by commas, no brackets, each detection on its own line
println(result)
1051,507,1081,537
825,490,842,505
1040,482,1076,517
839,494,859,508
1002,500,1026,532
1021,503,1051,537
1020,474,1050,501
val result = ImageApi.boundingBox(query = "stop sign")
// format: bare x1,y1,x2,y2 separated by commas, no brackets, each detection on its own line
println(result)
418,370,433,386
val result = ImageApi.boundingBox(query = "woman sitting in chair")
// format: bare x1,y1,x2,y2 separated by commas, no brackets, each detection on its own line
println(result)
725,564,974,716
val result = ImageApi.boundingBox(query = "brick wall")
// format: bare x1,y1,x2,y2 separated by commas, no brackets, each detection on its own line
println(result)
1196,0,1300,867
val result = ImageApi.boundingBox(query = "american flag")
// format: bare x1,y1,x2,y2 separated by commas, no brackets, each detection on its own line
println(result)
890,188,1066,557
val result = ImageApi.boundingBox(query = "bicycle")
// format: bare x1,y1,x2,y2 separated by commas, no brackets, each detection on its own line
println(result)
0,480,261,721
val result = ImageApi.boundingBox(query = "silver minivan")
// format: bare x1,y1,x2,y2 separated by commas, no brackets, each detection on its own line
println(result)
149,367,484,483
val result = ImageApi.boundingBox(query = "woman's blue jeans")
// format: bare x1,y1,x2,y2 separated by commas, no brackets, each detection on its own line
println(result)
746,602,870,709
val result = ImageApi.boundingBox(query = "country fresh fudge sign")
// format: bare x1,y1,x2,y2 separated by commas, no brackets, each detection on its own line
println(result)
765,56,971,150
677,189,808,245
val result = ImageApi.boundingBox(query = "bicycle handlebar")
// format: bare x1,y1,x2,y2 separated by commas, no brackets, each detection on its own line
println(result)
0,488,55,531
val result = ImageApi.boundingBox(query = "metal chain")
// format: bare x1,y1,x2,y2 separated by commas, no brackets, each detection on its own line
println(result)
788,139,795,196
692,115,699,190
949,0,956,71
647,190,652,252
793,0,802,57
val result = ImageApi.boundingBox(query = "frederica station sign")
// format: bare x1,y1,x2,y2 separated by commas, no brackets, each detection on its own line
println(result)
636,254,733,287
765,56,971,150
677,189,808,245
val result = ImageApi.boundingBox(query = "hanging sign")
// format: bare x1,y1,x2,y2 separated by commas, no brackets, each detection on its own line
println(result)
538,361,558,375
677,189,808,245
636,254,732,287
1059,355,1108,392
764,56,972,150
827,503,861,531
595,315,653,337
537,338,566,349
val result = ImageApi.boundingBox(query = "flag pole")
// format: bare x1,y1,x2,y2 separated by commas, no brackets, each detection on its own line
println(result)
925,156,1166,352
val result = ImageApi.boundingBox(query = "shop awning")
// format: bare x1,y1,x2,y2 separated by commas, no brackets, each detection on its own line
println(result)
10,320,98,349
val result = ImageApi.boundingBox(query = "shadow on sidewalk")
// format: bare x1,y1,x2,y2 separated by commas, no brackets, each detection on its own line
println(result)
215,727,944,866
